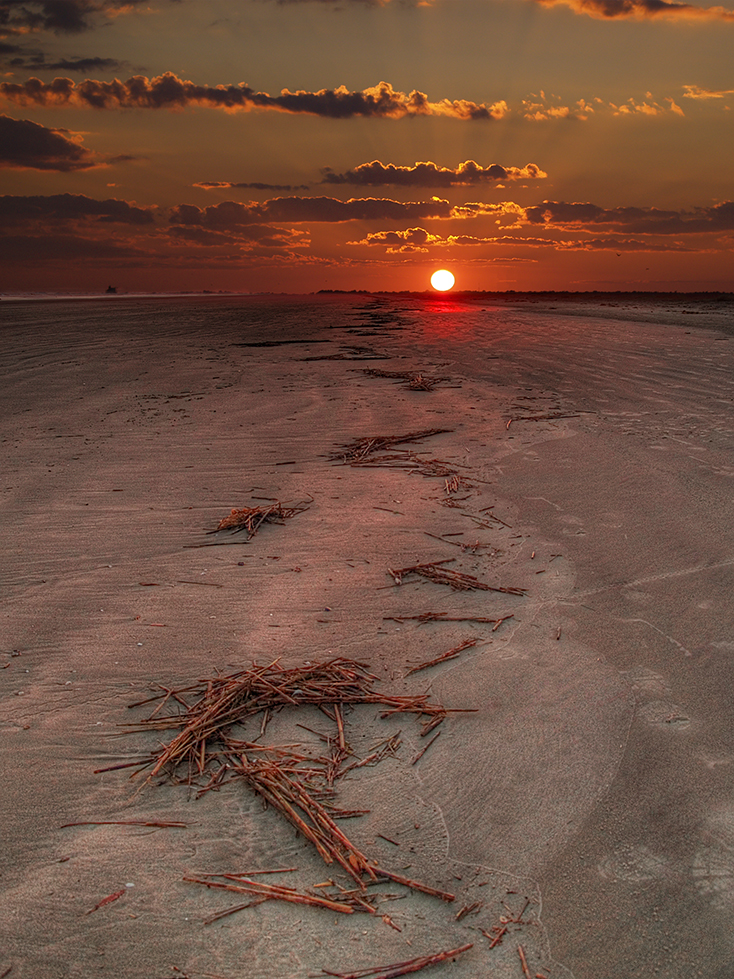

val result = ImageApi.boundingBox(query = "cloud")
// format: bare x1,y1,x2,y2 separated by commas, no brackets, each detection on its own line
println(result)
0,1,153,36
682,83,734,98
524,199,734,233
0,73,507,120
0,192,155,224
194,180,311,191
18,56,124,72
350,228,555,250
534,0,734,21
0,112,125,170
0,232,147,261
320,160,547,187
169,196,455,227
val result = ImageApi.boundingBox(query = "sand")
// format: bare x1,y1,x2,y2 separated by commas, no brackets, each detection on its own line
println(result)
1,292,733,979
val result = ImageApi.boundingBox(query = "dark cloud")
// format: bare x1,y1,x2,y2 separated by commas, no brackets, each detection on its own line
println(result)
168,220,302,245
0,192,155,224
169,196,454,228
535,0,734,21
320,160,546,187
1,48,124,71
194,180,311,191
0,1,151,36
524,199,734,233
0,233,146,261
0,113,104,170
0,72,507,120
557,236,692,250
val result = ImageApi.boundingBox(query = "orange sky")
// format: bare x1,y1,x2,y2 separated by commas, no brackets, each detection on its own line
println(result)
1,0,733,294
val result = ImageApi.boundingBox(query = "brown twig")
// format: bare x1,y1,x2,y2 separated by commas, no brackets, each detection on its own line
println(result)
410,731,441,765
384,612,514,631
85,888,126,914
60,820,186,829
320,943,472,979
518,945,532,979
405,639,478,676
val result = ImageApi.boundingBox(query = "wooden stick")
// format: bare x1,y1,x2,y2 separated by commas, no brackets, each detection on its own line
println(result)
85,888,126,914
60,820,186,829
518,945,532,979
405,639,478,675
411,731,441,765
321,943,472,979
184,876,355,914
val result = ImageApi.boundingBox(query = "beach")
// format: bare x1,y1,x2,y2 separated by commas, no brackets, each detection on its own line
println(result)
1,291,734,979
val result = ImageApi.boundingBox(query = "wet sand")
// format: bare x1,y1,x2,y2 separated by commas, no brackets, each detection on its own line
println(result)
1,293,733,978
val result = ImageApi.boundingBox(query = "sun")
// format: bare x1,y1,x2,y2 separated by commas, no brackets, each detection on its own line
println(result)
430,269,455,292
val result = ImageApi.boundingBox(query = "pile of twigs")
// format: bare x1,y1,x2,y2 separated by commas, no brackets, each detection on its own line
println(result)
357,369,451,391
123,659,458,783
387,559,526,597
116,658,468,908
211,500,310,538
330,429,452,464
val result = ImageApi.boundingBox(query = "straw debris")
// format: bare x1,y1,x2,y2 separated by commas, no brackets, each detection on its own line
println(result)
330,429,452,464
211,499,310,539
387,559,526,596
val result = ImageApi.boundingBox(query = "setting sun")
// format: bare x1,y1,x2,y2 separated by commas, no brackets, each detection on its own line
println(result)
430,269,455,292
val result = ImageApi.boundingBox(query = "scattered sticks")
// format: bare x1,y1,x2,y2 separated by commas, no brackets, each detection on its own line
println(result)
357,368,452,391
330,429,452,464
387,559,526,596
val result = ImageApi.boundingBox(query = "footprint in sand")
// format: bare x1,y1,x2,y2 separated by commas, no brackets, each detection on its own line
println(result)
599,843,672,883
693,804,734,912
637,699,691,730
620,666,672,703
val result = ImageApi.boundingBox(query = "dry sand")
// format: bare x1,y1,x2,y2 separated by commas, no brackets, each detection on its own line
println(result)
1,292,733,979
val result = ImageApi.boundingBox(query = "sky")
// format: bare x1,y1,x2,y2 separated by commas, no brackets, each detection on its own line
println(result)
1,0,733,294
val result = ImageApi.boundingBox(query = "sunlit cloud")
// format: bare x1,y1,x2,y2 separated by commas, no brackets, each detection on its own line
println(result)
194,181,311,191
320,160,546,186
0,73,507,120
682,83,734,98
522,90,685,120
0,113,134,170
534,0,734,22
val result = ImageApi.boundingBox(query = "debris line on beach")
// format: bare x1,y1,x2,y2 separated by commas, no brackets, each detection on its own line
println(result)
120,657,467,906
330,429,452,464
387,559,526,596
357,368,452,391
